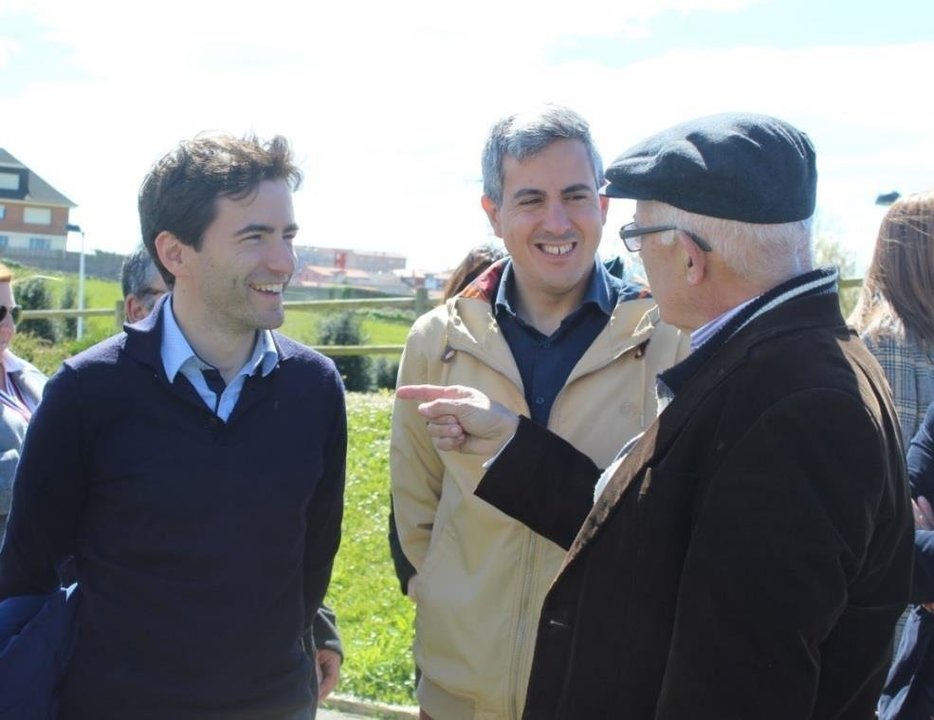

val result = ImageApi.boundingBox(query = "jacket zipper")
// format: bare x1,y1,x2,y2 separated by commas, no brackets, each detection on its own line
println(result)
507,529,537,720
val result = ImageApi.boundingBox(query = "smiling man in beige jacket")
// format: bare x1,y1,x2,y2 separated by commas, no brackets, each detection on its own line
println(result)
390,104,686,720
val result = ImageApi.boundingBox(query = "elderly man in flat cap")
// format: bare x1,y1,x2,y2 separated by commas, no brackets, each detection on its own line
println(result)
398,112,914,719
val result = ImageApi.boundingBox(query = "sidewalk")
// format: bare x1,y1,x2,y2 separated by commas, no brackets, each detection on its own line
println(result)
320,694,418,720
318,709,372,720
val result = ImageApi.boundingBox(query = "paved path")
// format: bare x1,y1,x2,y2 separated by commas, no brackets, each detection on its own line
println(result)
318,709,372,720
318,696,419,720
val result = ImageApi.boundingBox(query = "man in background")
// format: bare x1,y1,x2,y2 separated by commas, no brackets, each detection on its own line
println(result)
121,244,168,323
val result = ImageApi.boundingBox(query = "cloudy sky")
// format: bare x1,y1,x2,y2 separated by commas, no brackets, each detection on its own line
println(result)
2,0,931,274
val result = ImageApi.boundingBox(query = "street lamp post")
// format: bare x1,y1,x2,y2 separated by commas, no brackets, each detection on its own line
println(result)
66,223,85,340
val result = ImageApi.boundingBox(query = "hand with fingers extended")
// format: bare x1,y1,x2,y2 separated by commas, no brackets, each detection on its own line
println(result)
395,384,520,457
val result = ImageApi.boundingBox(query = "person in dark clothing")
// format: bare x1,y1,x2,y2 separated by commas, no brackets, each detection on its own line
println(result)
880,399,934,719
120,243,168,323
398,113,913,719
0,134,346,720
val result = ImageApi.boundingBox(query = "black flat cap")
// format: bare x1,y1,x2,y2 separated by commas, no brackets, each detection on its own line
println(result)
604,112,817,223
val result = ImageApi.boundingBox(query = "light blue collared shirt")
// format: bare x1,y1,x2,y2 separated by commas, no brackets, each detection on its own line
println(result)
689,296,759,352
160,296,279,422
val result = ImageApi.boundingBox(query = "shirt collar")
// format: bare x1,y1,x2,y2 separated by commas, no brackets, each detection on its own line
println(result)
494,258,615,318
689,296,759,352
2,349,26,373
160,295,278,382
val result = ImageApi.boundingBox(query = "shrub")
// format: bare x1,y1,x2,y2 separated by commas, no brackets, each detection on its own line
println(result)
16,277,58,343
61,283,78,338
371,357,400,390
316,312,372,392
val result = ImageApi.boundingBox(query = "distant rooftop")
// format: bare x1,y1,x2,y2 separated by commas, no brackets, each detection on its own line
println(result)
0,148,76,207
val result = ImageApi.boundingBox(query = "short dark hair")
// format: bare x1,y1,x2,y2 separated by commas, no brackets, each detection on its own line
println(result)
121,244,160,299
138,133,302,285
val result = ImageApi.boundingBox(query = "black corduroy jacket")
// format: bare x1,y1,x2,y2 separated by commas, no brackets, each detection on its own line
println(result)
478,286,913,720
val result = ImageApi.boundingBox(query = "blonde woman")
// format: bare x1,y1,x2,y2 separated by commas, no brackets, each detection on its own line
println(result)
0,262,47,540
851,190,934,443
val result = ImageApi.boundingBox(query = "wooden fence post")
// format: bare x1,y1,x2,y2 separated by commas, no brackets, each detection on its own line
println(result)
414,287,428,316
115,300,125,329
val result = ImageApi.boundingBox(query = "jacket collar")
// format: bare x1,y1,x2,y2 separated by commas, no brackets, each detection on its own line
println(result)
2,350,45,405
659,267,838,398
493,259,622,320
446,259,659,385
558,277,847,575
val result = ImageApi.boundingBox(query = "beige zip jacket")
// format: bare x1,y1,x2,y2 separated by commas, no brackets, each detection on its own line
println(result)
391,267,687,720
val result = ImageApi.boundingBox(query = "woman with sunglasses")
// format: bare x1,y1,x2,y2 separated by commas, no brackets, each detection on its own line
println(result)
0,262,47,541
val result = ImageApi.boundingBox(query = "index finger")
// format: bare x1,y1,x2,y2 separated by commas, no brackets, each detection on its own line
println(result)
396,384,469,402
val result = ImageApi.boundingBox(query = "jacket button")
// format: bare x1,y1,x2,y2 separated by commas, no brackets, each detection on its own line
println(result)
545,617,570,632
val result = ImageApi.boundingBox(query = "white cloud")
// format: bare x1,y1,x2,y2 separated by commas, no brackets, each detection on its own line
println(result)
3,1,930,275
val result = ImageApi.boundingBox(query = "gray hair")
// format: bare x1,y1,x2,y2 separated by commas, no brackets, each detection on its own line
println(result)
481,104,603,206
121,244,164,309
658,204,814,287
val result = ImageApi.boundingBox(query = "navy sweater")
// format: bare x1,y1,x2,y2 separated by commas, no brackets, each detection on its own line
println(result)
0,307,346,719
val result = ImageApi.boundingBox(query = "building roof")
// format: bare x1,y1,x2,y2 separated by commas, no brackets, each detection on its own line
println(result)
302,265,372,280
0,148,76,207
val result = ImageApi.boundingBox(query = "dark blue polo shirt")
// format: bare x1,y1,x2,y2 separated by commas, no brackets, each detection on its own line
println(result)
495,259,642,426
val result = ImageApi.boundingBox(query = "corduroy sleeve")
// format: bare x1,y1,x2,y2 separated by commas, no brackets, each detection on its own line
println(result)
475,416,601,550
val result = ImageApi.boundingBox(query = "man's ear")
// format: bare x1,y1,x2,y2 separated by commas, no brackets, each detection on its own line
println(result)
155,231,187,280
124,295,147,324
599,194,609,224
678,233,707,286
480,196,502,238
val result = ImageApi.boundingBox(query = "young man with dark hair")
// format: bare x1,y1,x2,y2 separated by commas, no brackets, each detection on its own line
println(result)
0,134,346,719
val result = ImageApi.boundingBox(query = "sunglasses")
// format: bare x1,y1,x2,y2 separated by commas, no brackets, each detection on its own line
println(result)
0,305,22,324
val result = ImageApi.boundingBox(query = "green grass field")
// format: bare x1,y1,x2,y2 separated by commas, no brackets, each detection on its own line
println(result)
327,391,417,705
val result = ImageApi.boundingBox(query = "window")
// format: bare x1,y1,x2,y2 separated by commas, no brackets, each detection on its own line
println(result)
29,237,51,251
0,236,8,249
23,207,52,225
0,204,5,220
0,173,19,192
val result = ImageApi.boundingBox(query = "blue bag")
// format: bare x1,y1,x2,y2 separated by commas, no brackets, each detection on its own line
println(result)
879,606,934,720
0,584,79,720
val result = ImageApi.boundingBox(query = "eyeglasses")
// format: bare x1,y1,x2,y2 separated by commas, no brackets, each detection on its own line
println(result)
0,305,22,324
619,223,713,253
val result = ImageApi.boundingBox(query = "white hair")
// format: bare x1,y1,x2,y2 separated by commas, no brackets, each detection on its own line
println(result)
657,205,813,287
